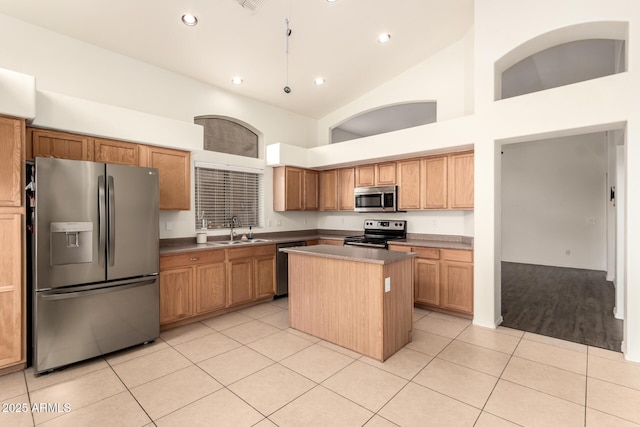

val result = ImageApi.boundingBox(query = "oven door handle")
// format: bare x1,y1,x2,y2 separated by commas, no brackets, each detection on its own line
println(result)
344,241,386,249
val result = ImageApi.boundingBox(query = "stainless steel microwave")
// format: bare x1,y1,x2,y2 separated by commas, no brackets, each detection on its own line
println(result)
354,185,398,212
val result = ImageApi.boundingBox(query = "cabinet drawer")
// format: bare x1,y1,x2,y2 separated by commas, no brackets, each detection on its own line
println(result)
440,249,472,263
412,247,440,260
227,244,276,260
160,249,224,269
387,244,412,253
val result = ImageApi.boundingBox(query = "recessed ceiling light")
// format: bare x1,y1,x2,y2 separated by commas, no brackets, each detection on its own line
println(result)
181,13,198,26
326,0,338,2
377,33,391,44
231,76,243,85
314,77,325,85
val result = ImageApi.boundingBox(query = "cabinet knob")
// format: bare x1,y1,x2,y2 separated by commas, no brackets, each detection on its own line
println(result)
190,257,199,261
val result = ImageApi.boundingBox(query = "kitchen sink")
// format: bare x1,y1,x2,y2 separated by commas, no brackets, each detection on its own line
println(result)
207,239,272,246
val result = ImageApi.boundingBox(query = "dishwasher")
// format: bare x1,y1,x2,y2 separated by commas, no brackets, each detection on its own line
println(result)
276,241,307,297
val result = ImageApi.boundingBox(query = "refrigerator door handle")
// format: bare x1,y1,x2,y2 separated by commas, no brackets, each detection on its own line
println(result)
108,175,116,267
98,175,106,267
39,278,157,300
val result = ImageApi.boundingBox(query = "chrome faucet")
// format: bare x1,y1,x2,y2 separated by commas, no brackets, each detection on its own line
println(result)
229,216,239,241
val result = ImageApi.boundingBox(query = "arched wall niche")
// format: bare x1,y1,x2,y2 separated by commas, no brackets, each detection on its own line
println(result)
194,115,263,158
494,21,628,100
330,101,437,144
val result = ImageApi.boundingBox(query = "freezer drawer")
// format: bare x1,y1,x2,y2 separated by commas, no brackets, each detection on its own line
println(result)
34,277,159,374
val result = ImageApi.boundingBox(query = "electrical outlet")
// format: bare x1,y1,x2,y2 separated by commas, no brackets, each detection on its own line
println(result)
384,277,391,292
165,221,174,231
267,219,272,227
276,219,282,226
565,249,571,255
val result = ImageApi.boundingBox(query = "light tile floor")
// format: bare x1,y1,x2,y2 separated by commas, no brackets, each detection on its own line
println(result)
3,299,640,426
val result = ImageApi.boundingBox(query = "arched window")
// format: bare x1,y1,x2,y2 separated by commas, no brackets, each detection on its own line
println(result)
331,101,437,144
195,116,259,158
495,22,628,100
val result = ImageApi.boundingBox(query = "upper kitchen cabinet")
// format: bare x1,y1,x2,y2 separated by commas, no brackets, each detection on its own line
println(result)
28,128,94,162
303,169,319,210
448,152,474,209
396,159,421,210
144,146,191,211
338,168,355,211
319,169,338,211
0,117,24,207
273,166,318,211
94,137,139,166
421,156,448,209
376,162,397,185
356,163,396,187
355,165,375,187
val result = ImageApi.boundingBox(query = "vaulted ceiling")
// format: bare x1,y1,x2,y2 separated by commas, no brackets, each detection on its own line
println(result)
0,0,474,118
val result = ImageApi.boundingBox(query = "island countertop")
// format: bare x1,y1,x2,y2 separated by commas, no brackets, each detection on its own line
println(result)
280,244,417,265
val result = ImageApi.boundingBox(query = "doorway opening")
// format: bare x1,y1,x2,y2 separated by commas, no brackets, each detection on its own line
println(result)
499,130,625,351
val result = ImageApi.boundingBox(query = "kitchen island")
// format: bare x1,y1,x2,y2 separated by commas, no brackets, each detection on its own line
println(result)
281,244,416,361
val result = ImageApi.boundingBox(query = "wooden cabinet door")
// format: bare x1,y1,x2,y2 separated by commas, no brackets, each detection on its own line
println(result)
355,165,375,187
227,258,254,306
285,167,303,210
421,156,448,209
338,168,355,210
397,160,421,210
303,170,319,210
195,263,226,314
159,267,193,324
319,169,338,211
318,239,344,246
0,213,23,368
414,258,440,306
30,128,94,161
448,152,474,209
441,261,473,314
254,255,276,299
0,117,23,207
94,138,139,166
147,146,191,210
376,162,397,185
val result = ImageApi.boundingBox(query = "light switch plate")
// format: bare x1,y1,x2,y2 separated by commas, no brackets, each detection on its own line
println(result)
384,277,391,292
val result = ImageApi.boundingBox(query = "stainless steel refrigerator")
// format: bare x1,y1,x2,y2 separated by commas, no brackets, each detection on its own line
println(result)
32,157,160,374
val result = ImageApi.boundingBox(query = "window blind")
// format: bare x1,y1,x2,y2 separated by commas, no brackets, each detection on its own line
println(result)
194,166,263,229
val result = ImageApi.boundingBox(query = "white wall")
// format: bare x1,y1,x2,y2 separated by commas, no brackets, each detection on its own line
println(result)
0,12,318,240
473,0,640,360
501,133,607,270
317,211,473,237
316,32,472,146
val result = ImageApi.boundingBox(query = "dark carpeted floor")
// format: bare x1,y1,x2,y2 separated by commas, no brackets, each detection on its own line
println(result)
501,262,623,352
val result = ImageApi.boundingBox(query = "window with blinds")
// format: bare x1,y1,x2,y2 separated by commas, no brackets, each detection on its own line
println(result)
194,165,264,229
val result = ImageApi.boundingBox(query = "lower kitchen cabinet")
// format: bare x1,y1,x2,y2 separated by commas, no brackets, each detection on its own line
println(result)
254,254,276,299
227,258,254,307
159,249,225,325
159,267,193,324
0,213,24,370
440,250,474,314
388,245,473,316
415,258,440,306
160,245,275,327
227,245,276,307
195,262,226,314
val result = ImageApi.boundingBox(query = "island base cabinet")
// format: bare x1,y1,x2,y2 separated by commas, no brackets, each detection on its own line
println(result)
288,253,413,361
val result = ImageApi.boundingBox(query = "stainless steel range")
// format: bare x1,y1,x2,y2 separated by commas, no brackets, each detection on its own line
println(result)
343,219,407,249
